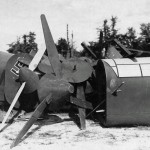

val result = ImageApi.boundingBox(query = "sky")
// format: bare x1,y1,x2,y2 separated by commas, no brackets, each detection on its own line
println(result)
0,0,150,52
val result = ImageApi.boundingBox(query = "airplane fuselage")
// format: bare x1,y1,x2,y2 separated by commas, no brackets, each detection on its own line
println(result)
0,51,13,102
95,57,150,126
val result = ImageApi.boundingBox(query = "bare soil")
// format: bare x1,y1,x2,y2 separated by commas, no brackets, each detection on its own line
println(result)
0,113,150,150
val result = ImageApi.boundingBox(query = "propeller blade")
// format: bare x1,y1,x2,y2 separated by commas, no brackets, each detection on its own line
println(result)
0,39,46,131
0,83,26,131
41,14,61,78
28,46,46,71
10,93,53,148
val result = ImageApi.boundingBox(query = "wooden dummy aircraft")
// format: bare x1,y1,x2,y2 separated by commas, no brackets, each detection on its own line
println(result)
1,14,150,148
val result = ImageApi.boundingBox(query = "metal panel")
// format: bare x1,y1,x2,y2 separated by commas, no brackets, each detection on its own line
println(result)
106,46,122,59
115,58,136,65
140,64,150,76
114,57,150,65
103,58,150,77
112,67,118,76
99,58,150,126
103,59,116,67
136,57,150,64
105,73,150,126
117,65,142,77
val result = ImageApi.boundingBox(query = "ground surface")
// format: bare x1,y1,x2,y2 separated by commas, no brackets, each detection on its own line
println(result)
0,113,150,150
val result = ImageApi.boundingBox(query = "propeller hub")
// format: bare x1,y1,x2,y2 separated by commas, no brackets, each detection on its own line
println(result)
38,75,74,111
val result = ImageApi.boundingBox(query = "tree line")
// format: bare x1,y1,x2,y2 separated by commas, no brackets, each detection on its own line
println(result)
81,16,150,58
7,16,150,58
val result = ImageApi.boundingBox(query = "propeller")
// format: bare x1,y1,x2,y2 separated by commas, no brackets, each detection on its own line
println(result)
10,14,93,148
40,15,93,130
0,45,46,131
11,79,74,148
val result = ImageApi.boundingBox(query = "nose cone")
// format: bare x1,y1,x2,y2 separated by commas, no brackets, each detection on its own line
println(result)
19,67,39,93
55,80,74,97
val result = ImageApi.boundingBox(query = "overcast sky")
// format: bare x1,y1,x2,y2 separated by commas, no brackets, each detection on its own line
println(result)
0,0,150,52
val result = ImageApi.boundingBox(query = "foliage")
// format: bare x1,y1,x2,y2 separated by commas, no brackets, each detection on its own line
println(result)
56,38,69,58
110,16,118,38
81,16,119,59
81,16,150,58
116,27,137,48
102,19,111,40
7,20,150,59
7,32,38,54
97,16,118,41
56,37,80,58
140,23,150,38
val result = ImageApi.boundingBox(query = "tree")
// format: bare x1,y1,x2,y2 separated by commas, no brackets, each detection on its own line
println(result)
115,27,137,48
7,32,38,54
102,19,111,41
126,27,136,47
81,17,150,58
140,23,150,39
97,16,118,41
56,38,68,58
110,16,118,39
136,23,150,52
85,16,119,58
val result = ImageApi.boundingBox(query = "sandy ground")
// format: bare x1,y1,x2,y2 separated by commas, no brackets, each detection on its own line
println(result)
0,113,150,150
